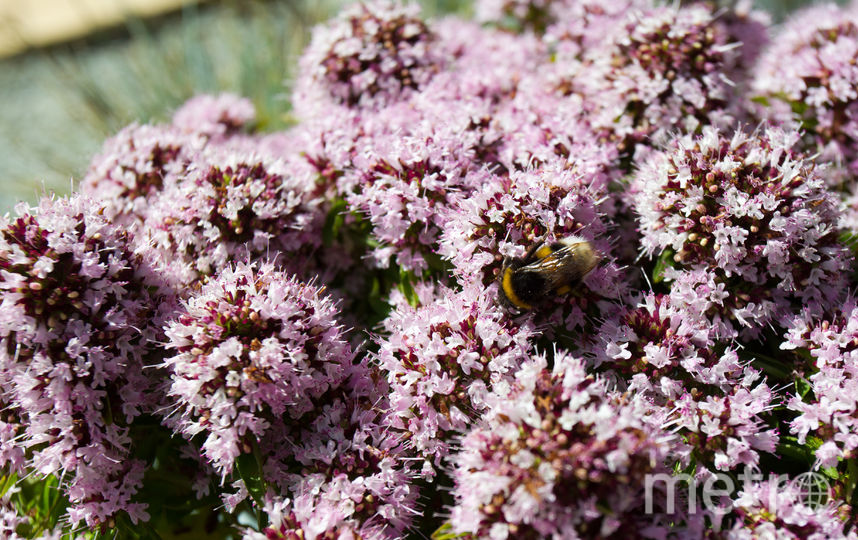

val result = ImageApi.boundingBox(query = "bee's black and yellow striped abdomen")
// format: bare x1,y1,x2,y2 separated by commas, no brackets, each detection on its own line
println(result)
501,264,543,310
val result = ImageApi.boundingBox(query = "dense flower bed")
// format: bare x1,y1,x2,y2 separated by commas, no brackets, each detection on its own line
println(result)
4,0,858,538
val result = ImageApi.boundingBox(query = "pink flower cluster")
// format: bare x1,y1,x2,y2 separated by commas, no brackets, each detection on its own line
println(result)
6,0,858,538
728,478,853,539
374,282,533,472
295,0,442,109
753,3,858,184
634,126,850,338
449,352,678,538
0,196,165,528
593,294,777,474
782,296,858,469
142,153,323,283
161,262,356,474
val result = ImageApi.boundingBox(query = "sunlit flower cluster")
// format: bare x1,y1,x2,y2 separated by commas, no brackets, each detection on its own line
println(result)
374,283,534,471
172,92,256,139
161,262,355,474
592,294,778,472
142,151,324,284
0,195,165,527
296,0,441,109
753,3,858,186
80,123,199,228
571,3,741,158
634,126,850,337
449,352,678,539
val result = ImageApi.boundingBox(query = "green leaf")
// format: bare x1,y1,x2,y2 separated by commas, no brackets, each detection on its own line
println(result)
399,281,419,307
431,523,467,540
368,276,391,317
840,231,858,257
790,99,809,117
398,268,419,307
0,473,17,498
846,459,858,500
322,198,348,247
652,249,674,283
795,376,812,399
40,476,57,516
777,436,815,464
423,250,451,275
115,511,165,540
819,466,840,481
235,448,266,511
365,235,382,249
748,351,792,381
750,95,771,107
806,436,825,452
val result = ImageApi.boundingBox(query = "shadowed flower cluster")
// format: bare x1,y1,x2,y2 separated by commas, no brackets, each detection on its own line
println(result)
782,296,858,468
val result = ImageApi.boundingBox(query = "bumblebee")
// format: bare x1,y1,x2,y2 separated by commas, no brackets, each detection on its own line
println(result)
498,236,599,311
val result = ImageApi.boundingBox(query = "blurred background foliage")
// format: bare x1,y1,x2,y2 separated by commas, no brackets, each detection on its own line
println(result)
0,0,848,213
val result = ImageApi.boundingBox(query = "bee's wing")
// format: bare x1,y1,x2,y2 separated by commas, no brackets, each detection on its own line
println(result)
519,245,596,290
